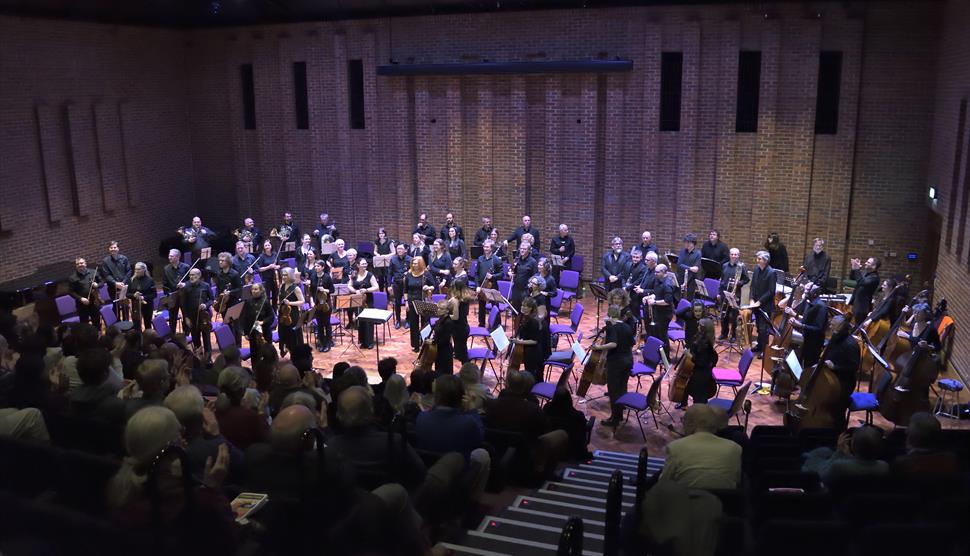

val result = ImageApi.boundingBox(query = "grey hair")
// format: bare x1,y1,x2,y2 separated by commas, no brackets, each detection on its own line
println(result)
528,276,545,290
645,251,659,262
382,374,409,414
216,366,251,410
337,385,374,428
281,391,317,412
164,385,204,426
168,248,181,258
683,404,721,435
107,406,182,509
756,250,771,262
559,224,568,232
656,264,668,273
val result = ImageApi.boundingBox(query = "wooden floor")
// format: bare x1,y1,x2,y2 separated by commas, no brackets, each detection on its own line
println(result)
238,292,969,457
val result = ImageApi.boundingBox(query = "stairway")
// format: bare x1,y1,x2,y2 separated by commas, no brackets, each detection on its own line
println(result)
441,450,665,555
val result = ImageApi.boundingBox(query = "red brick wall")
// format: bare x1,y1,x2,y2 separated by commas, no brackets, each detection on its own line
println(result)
0,16,194,284
182,2,941,290
928,0,970,381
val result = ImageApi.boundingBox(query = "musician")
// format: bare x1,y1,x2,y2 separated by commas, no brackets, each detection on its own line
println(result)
241,282,274,349
428,239,453,291
549,224,575,280
374,227,394,291
472,216,494,248
528,275,552,361
749,250,777,355
849,256,881,325
521,233,541,260
277,268,305,357
764,232,790,274
602,237,632,292
162,249,190,332
450,277,473,364
488,229,508,260
414,213,437,245
511,297,543,384
509,242,538,312
127,262,156,332
644,264,675,356
68,257,101,327
803,238,832,288
505,215,541,253
475,241,503,327
635,251,660,325
313,212,339,243
344,249,359,287
409,233,430,265
538,257,557,299
787,284,828,369
440,212,464,241
718,249,749,341
862,278,902,329
636,231,658,258
214,252,242,344
701,230,730,268
449,257,468,289
180,268,213,357
298,250,318,285
823,315,861,428
296,234,316,269
404,258,437,352
444,226,467,260
277,211,301,252
434,290,459,375
182,216,215,252
627,250,648,329
237,217,262,252
256,240,282,311
100,241,133,319
309,260,335,352
676,300,706,353
901,303,941,351
348,258,379,350
593,304,635,428
677,234,703,300
231,242,257,283
329,239,350,283
389,244,412,329
686,318,718,406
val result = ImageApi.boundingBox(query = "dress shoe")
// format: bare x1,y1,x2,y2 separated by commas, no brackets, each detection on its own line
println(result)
403,322,410,329
601,418,621,427
394,321,402,330
322,344,331,353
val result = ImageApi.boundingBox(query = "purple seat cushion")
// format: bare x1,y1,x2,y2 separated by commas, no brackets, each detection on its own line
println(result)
708,398,732,412
532,382,556,399
668,329,686,341
849,392,878,411
469,326,490,337
713,368,743,383
616,392,648,411
938,378,964,392
61,316,81,324
549,323,575,335
631,361,655,376
467,348,495,361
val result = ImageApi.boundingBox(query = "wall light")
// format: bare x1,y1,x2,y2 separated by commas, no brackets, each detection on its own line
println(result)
928,186,937,200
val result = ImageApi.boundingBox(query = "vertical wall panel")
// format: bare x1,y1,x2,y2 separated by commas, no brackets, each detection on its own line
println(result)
34,104,74,222
93,101,125,212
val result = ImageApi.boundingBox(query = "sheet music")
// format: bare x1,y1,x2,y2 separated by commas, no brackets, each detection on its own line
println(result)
420,324,432,341
551,254,564,267
571,341,587,364
372,254,393,268
490,326,510,353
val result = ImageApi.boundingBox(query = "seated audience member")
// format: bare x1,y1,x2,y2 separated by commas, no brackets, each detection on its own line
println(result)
0,406,50,442
121,359,171,420
483,370,568,476
214,366,269,449
416,375,491,500
375,373,420,428
891,412,961,478
268,363,324,418
106,406,236,556
660,405,741,489
802,426,889,485
373,357,398,400
208,345,242,385
458,362,493,414
542,386,591,460
327,366,371,430
408,367,435,410
12,344,68,414
67,348,125,424
118,330,146,380
251,343,279,392
61,325,123,393
165,385,244,484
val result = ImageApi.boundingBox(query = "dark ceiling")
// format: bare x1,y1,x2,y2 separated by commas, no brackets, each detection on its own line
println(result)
0,0,862,28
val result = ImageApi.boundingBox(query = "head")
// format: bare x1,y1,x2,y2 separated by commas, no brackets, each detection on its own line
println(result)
482,216,492,228
641,231,653,245
452,258,464,274
729,248,740,264
631,250,643,265
766,232,780,248
709,230,719,243
559,224,569,237
134,261,148,277
378,227,387,241
520,296,538,317
611,237,623,254
192,216,202,228
813,238,825,253
217,366,251,407
829,314,850,341
607,304,621,322
433,374,464,409
646,251,658,269
336,386,374,429
302,234,311,246
410,257,427,273
244,217,255,228
445,212,454,224
905,412,942,451
419,213,428,225
218,252,231,269
528,275,544,293
756,250,770,269
335,239,346,252
357,257,368,273
691,300,705,319
251,282,264,298
271,405,317,454
411,233,422,246
122,406,183,469
262,240,273,254
396,243,407,257
280,267,295,284
283,211,293,223
383,374,409,412
168,249,180,265
517,242,530,259
655,263,668,279
432,239,444,253
683,233,697,250
448,226,458,240
319,212,330,224
865,257,881,272
850,426,884,461
136,359,171,399
377,357,398,382
696,318,716,347
522,215,531,228
682,404,720,435
76,257,87,273
489,229,499,242
235,242,247,257
276,363,301,389
77,348,112,386
483,240,494,257
164,385,205,435
505,370,534,397
459,362,482,387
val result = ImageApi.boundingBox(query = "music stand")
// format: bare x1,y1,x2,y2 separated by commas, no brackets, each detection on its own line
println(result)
372,254,392,269
701,257,722,280
753,307,781,391
358,308,393,366
224,301,244,325
588,282,609,334
336,293,367,357
551,254,565,267
716,291,745,356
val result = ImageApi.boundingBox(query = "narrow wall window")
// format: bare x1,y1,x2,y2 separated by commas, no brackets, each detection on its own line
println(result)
293,62,309,130
814,51,842,135
659,52,683,132
348,60,365,129
736,51,761,133
241,63,256,130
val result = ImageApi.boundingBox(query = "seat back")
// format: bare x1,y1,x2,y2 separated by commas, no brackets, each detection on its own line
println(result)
569,303,584,330
726,381,752,417
56,295,77,317
549,288,564,312
560,270,580,290
372,291,389,310
641,336,664,368
284,257,297,268
738,349,755,380
431,294,445,303
214,323,236,350
100,305,118,327
152,315,172,339
703,277,721,300
357,241,375,256
570,255,584,274
497,280,512,298
488,306,502,330
675,297,691,314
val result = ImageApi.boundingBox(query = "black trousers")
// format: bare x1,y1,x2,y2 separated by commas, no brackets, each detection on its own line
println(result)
167,301,181,335
509,286,525,312
132,300,153,332
607,359,632,420
278,323,303,354
392,282,405,324
313,308,333,344
754,310,771,352
453,321,469,363
78,301,101,328
477,298,489,327
720,307,739,338
407,303,430,349
651,310,672,357
264,279,280,311
687,368,714,404
185,316,213,355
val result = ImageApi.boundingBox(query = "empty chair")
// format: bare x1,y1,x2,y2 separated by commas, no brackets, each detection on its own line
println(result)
700,278,721,310
550,303,584,346
56,295,80,324
631,336,664,391
712,349,754,395
468,306,501,349
559,270,581,310
549,288,565,320
357,241,375,257
213,322,251,360
152,315,173,340
569,255,584,275
371,291,392,342
708,381,751,426
99,305,133,332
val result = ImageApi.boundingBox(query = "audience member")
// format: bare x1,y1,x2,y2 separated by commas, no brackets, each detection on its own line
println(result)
375,373,419,428
660,405,741,489
542,386,591,460
121,358,171,420
67,348,125,424
0,406,50,442
458,362,492,413
214,366,268,449
268,363,324,417
802,426,889,484
891,412,960,478
164,385,244,484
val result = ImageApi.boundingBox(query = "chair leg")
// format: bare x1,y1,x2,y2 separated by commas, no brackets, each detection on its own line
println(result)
637,411,647,441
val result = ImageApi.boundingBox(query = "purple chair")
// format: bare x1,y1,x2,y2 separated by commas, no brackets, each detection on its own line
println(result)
428,294,446,326
182,252,192,265
371,291,392,342
559,270,581,311
531,381,557,403
284,257,297,269
152,315,172,339
701,278,721,311
99,284,111,303
100,304,133,332
632,336,664,391
708,381,752,427
550,303,583,346
570,255,585,275
671,298,691,329
214,322,251,360
467,347,500,391
713,349,754,395
357,241,375,257
468,260,478,287
847,371,890,425
543,333,584,385
56,295,80,324
616,364,672,438
469,307,501,349
549,288,564,321
667,327,686,357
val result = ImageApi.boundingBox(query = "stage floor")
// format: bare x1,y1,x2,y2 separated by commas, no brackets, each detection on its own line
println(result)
235,292,969,456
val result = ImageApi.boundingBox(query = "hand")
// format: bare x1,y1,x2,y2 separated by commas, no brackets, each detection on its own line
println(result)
642,296,649,305
80,298,90,305
257,392,269,415
862,319,872,328
851,258,861,270
317,400,328,428
559,246,565,252
202,407,220,436
836,432,852,455
750,301,761,308
203,443,230,488
313,230,320,236
48,365,69,392
92,282,100,289
609,275,617,282
199,304,206,310
118,380,140,400
690,266,699,273
189,237,197,243
177,282,186,289
824,360,835,370
562,257,569,263
634,287,643,294
785,307,795,316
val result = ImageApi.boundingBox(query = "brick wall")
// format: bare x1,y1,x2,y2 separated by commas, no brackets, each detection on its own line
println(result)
182,2,941,290
928,0,970,381
0,16,194,285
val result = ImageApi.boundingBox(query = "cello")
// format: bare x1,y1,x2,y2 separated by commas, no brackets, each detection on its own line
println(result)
877,300,946,426
576,327,607,397
784,330,843,431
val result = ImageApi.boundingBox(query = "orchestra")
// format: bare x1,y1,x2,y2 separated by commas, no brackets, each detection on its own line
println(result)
59,210,949,437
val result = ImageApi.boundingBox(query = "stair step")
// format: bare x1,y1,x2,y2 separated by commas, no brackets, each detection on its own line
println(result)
499,507,606,536
577,463,636,476
592,454,665,471
514,495,610,523
457,530,563,556
439,543,512,556
593,449,644,462
543,481,636,501
562,467,634,485
480,517,605,554
531,489,635,509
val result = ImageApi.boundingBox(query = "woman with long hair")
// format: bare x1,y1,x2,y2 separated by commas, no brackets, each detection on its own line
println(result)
374,227,394,292
404,257,436,351
348,258,380,349
686,317,718,405
277,268,305,357
511,297,543,384
449,277,474,363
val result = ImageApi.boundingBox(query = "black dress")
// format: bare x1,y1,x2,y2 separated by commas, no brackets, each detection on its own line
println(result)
687,342,718,404
517,317,543,384
374,239,393,291
532,292,552,360
434,312,455,375
453,299,470,363
256,251,280,309
352,271,376,348
405,272,435,349
278,283,304,354
605,321,635,419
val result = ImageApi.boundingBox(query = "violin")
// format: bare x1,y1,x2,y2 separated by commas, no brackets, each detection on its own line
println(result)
314,287,331,313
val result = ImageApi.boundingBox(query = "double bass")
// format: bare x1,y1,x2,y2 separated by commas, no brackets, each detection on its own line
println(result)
784,337,843,431
576,328,607,397
876,300,946,426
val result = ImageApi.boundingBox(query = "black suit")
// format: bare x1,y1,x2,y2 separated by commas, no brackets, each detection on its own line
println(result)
473,226,494,247
799,297,828,369
440,222,464,241
68,269,101,326
475,255,503,326
601,251,632,292
677,248,703,299
162,262,191,332
100,254,133,319
549,235,576,280
803,251,832,288
507,226,541,250
749,265,777,352
718,262,749,338
849,269,880,324
388,254,411,325
414,223,437,245
509,255,537,311
181,280,213,354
